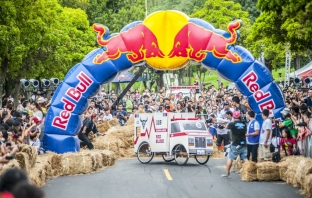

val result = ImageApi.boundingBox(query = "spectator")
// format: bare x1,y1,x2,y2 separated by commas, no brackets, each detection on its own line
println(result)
113,104,127,126
30,102,43,120
259,109,272,162
126,96,133,115
232,96,247,114
103,108,113,121
78,114,97,149
279,128,297,155
279,108,297,138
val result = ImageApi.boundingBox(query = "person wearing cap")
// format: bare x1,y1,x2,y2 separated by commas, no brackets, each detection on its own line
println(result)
246,110,260,162
221,111,247,178
278,107,297,138
78,114,97,150
259,109,273,162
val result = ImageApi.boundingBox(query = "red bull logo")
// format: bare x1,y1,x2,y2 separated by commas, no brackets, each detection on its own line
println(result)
93,24,165,64
168,20,242,63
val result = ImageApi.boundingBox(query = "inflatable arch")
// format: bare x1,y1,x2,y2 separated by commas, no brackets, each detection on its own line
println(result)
43,10,285,154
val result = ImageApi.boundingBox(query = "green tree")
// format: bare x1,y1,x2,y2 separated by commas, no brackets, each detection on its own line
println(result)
0,0,94,107
191,0,251,45
232,0,260,23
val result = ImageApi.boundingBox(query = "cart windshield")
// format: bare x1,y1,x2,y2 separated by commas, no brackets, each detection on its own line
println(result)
182,121,207,131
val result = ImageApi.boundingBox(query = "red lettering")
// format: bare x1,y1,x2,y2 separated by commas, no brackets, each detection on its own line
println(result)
61,110,70,119
254,90,271,102
250,84,259,92
61,97,76,112
259,100,275,111
66,88,81,102
76,82,87,93
242,71,257,87
52,115,69,130
78,72,92,86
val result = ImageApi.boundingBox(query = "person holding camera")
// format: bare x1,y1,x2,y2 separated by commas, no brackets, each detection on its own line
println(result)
221,111,247,178
245,110,260,162
208,114,230,150
113,104,127,126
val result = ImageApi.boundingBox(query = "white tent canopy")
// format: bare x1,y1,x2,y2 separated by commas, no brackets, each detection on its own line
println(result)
289,61,312,78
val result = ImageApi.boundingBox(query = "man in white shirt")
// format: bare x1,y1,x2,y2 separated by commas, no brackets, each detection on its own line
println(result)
259,109,272,162
103,108,113,121
219,102,234,119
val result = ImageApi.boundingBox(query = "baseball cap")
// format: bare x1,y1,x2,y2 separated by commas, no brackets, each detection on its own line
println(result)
224,102,229,105
163,98,170,101
33,117,43,124
91,114,97,118
37,97,45,104
281,108,290,115
232,111,241,118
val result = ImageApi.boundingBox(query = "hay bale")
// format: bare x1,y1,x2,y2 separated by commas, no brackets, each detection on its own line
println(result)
241,161,257,181
19,144,38,167
109,119,120,127
125,117,134,126
15,152,30,173
232,156,243,172
296,158,312,186
0,159,20,175
278,160,291,181
285,163,300,187
51,154,63,176
211,143,224,158
88,131,97,142
256,162,280,181
96,121,111,133
100,150,116,167
303,174,312,198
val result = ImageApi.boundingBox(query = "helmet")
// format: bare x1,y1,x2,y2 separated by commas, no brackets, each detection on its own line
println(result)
233,111,241,119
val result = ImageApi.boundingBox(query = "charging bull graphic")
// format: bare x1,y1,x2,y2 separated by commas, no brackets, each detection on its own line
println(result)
168,20,242,63
93,23,165,64
43,10,285,154
140,116,148,129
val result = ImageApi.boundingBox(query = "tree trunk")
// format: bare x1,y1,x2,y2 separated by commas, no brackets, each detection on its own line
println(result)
294,55,300,70
188,66,191,85
13,80,21,109
0,58,9,108
265,59,273,72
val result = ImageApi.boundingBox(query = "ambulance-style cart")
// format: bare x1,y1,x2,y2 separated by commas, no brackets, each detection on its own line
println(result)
134,113,213,165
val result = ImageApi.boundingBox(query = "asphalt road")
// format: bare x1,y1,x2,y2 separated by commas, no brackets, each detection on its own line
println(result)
43,158,304,198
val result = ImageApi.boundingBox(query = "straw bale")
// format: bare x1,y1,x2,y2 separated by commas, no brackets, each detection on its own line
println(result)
278,160,291,181
241,161,257,181
125,117,134,126
100,150,116,167
51,154,63,176
0,159,20,175
285,163,300,187
109,119,120,127
96,121,111,133
93,136,120,153
19,144,38,167
88,132,97,142
296,158,312,187
256,162,280,181
15,152,30,173
211,143,224,158
232,157,243,172
303,174,312,198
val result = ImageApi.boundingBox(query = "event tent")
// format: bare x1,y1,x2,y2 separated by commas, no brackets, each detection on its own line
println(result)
111,71,147,83
289,61,312,78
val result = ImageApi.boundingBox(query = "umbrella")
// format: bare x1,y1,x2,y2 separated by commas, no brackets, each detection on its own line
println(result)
111,71,148,83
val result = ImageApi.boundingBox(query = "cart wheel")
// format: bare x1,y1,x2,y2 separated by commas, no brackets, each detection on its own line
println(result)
195,155,210,165
162,154,175,162
137,142,154,164
174,144,189,165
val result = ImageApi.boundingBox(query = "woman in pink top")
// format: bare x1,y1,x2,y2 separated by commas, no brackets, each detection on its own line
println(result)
135,89,140,100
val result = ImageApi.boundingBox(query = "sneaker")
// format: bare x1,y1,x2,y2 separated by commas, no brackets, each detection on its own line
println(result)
221,172,230,178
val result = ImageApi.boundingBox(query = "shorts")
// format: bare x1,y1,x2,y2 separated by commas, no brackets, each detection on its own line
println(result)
228,145,247,161
259,144,271,160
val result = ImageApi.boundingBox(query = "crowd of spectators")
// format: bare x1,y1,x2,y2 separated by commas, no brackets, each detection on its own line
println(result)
0,81,312,170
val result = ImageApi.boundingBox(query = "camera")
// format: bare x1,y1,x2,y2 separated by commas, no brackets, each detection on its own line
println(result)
217,125,225,129
165,105,170,109
206,118,213,124
5,155,14,160
144,104,149,109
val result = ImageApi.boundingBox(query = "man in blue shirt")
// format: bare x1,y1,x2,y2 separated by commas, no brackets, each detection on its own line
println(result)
246,110,260,162
113,103,128,126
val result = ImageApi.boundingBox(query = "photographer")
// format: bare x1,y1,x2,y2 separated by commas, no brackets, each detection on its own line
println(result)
208,114,230,149
112,104,127,126
221,111,248,178
79,114,97,150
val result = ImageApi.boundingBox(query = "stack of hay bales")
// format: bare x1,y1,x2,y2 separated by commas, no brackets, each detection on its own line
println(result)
108,119,120,127
232,156,243,172
88,131,97,142
211,139,224,158
50,149,115,176
0,159,20,175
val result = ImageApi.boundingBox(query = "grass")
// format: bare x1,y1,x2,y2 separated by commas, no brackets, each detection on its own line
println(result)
111,66,295,92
